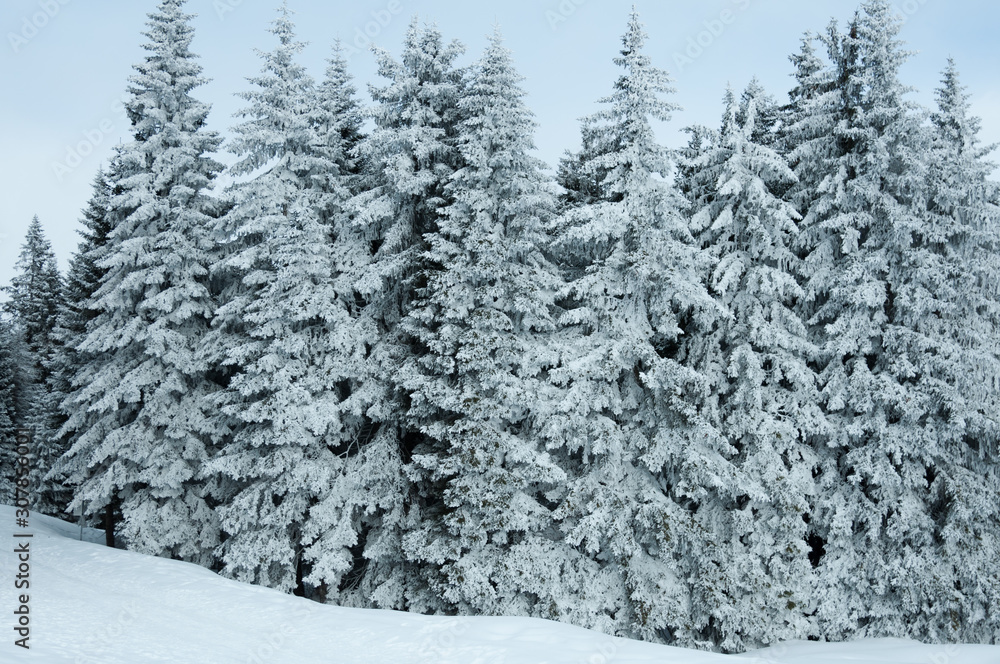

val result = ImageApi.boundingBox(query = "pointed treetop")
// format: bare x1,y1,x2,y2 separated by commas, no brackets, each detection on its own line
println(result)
720,85,739,138
608,7,678,124
269,0,301,48
133,0,204,91
932,58,985,155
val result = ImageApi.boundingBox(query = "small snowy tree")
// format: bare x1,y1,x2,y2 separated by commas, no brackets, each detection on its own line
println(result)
2,216,65,515
46,168,118,520
780,28,839,251
57,0,223,563
0,319,29,504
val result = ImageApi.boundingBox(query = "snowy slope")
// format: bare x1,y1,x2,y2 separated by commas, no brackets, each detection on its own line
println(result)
1,506,997,664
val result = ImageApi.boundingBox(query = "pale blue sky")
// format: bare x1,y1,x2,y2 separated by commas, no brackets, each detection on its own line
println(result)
2,0,998,293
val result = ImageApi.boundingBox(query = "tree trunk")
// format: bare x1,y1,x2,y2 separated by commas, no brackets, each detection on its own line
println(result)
104,496,117,548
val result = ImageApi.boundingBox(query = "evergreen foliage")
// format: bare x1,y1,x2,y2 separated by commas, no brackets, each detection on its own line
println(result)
14,0,999,651
57,0,223,563
395,28,567,618
2,216,65,514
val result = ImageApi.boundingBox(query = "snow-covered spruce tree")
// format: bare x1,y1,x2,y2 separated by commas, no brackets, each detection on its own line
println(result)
45,167,118,521
295,40,390,604
780,28,839,241
2,216,65,515
206,7,368,597
547,9,719,644
50,150,137,543
311,40,365,183
675,123,718,210
556,113,620,209
683,86,823,649
393,29,572,619
736,78,782,151
913,59,1000,642
792,1,979,641
342,18,466,612
57,0,223,563
0,318,29,504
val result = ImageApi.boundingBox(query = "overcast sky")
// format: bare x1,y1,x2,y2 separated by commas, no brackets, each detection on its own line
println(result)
2,0,998,294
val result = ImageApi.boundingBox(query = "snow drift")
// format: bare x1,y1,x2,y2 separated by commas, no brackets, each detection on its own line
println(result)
1,505,998,663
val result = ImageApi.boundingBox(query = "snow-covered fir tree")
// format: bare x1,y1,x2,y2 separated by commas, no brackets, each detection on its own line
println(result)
684,86,823,649
548,8,719,644
911,58,1000,641
295,40,389,604
0,318,29,504
50,150,137,544
736,79,782,151
780,28,839,238
343,18,467,612
206,5,367,596
676,123,718,210
57,0,223,563
45,168,118,521
393,28,570,618
2,216,65,515
789,0,985,641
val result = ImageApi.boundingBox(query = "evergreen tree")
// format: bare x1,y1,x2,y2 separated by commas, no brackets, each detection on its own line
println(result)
2,216,65,515
51,151,135,543
0,318,29,504
555,116,617,209
736,78,781,150
547,9,718,644
684,86,823,649
312,40,365,183
790,1,965,640
781,28,839,235
3,217,63,377
394,28,570,618
57,0,223,563
46,168,117,519
912,58,1000,641
206,6,366,596
296,39,382,605
676,123,718,209
342,17,467,612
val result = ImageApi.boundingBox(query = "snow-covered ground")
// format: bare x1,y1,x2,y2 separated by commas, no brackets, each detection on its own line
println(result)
1,505,997,664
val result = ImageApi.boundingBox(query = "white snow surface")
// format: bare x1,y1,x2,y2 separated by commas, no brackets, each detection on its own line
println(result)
1,505,997,664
